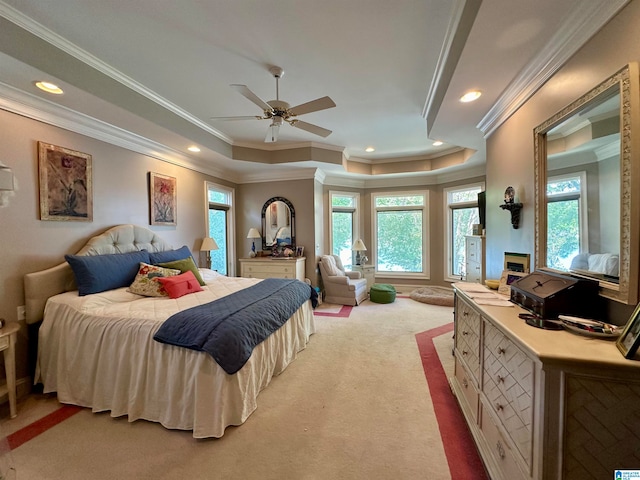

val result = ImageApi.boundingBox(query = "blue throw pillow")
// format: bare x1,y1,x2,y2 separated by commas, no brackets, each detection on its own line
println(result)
148,245,194,264
65,250,151,296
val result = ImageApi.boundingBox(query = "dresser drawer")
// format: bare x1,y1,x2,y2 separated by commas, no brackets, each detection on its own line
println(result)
454,360,479,422
479,404,527,480
466,237,481,260
243,264,296,275
483,321,533,467
455,296,481,383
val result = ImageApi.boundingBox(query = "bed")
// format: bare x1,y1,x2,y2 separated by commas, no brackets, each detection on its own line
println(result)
24,224,315,438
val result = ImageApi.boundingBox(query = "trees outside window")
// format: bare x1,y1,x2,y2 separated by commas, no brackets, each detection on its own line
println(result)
546,174,584,270
330,191,359,269
207,183,235,275
373,192,428,275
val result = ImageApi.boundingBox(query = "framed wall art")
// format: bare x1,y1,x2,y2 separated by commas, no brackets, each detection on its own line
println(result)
616,302,640,359
38,142,93,221
497,269,527,296
149,172,177,226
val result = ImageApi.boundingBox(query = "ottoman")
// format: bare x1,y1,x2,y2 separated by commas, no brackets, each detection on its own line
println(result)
370,283,396,304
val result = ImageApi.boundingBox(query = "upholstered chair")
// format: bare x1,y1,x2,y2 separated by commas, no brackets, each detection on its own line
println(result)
318,254,368,306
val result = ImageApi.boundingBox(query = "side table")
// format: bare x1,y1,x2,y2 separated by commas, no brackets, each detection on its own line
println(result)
0,322,19,418
353,264,375,292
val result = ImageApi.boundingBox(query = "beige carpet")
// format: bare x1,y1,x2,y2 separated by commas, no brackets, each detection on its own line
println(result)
3,297,459,480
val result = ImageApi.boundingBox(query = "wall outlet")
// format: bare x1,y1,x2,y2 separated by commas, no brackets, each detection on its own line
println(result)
17,305,26,321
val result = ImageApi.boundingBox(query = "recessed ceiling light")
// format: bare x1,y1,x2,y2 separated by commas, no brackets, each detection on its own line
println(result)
432,141,444,146
35,81,64,95
188,146,201,153
459,90,481,103
365,146,375,153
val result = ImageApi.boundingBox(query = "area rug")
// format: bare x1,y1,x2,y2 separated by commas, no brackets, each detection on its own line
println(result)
410,286,455,307
3,298,486,480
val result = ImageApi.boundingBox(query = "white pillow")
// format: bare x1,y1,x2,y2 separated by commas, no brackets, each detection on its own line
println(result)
322,256,345,277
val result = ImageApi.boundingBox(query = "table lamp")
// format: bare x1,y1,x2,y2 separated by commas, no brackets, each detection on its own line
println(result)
352,239,367,265
200,237,219,269
247,228,261,257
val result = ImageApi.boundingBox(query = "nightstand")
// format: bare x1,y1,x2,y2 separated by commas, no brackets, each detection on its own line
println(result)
353,264,375,292
0,322,19,418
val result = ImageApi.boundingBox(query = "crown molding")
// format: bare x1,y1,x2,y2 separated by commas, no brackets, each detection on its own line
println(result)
0,2,233,145
477,0,630,138
0,80,241,182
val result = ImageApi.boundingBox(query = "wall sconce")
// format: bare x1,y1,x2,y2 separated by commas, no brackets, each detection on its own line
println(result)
499,186,523,229
0,165,15,208
0,166,14,191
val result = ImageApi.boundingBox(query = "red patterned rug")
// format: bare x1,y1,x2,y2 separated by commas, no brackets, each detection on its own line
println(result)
415,323,488,479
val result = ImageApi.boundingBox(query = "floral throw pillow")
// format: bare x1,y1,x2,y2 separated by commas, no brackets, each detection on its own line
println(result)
128,262,181,297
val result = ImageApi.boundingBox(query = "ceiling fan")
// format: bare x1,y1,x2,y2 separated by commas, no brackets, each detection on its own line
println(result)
211,66,336,143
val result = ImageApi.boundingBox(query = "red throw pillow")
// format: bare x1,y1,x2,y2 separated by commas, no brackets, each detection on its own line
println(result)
157,270,204,299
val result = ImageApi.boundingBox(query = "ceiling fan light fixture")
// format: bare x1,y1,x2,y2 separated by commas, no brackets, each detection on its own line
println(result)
459,90,482,103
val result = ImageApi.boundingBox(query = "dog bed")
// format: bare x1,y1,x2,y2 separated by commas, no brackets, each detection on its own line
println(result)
409,286,454,307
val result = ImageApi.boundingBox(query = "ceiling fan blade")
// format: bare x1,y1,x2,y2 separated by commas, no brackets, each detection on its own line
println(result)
265,124,280,143
289,96,336,116
209,115,263,121
291,120,332,138
230,84,273,112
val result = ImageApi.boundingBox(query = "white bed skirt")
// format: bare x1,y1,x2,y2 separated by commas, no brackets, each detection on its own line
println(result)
35,275,315,438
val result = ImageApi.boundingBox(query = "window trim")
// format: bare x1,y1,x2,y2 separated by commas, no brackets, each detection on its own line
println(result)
329,190,361,266
371,190,429,279
443,182,485,283
205,181,236,276
547,171,589,257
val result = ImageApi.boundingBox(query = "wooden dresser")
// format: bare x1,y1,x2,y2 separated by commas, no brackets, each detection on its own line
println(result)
451,283,640,480
239,257,306,281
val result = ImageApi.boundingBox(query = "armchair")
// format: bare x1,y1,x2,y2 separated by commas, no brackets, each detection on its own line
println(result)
319,254,368,306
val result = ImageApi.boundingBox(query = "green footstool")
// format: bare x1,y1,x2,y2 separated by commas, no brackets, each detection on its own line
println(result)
370,283,396,303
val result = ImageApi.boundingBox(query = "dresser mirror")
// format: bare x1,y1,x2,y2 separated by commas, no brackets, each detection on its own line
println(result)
534,63,640,304
261,197,295,250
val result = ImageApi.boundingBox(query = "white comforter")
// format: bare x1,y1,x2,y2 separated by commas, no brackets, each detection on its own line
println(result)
36,270,315,438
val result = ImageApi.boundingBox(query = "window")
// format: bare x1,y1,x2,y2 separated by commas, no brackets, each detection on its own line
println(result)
546,173,586,271
329,191,360,269
372,191,428,276
206,182,235,275
444,184,484,280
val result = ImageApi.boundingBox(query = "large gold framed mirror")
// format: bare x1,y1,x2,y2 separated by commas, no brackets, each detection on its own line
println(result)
534,63,640,304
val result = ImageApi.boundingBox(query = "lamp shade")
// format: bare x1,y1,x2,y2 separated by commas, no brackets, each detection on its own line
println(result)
352,239,367,251
247,228,261,239
200,237,219,251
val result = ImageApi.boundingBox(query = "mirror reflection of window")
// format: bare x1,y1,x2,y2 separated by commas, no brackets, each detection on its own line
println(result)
546,174,584,271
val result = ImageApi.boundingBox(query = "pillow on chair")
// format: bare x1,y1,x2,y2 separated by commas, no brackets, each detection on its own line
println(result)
322,255,345,277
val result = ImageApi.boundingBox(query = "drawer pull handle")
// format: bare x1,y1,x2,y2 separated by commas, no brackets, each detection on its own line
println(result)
497,375,504,383
495,403,504,411
462,350,468,356
462,378,468,388
463,311,469,316
497,347,505,355
496,441,505,459
462,330,469,336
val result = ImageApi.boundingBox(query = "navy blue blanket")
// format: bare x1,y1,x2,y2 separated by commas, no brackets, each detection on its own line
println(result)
153,278,315,374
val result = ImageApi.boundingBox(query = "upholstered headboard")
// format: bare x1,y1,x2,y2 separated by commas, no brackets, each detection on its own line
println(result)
24,224,174,324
